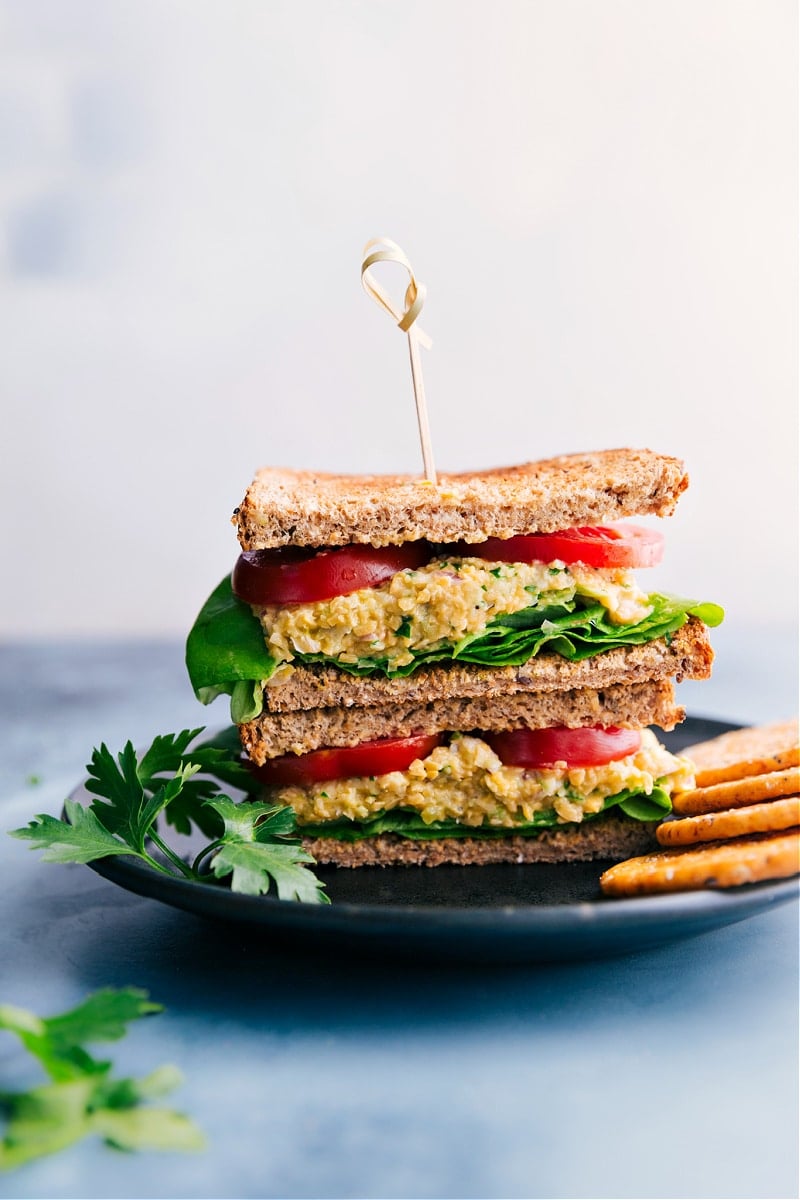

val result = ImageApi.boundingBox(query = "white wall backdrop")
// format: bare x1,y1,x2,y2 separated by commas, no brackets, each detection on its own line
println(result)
1,0,797,648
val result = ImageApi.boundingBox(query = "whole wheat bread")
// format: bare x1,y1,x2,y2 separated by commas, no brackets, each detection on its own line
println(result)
258,617,712,714
235,448,688,549
302,814,659,867
241,679,683,763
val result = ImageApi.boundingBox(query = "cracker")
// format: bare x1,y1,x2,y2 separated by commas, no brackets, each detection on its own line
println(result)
672,767,800,814
684,719,799,787
599,830,800,896
656,797,800,846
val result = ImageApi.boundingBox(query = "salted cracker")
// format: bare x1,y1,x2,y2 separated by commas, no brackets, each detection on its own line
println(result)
656,796,800,846
683,718,799,787
672,767,800,815
599,830,800,896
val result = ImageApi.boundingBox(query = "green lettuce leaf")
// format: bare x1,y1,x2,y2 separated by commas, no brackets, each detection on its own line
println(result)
451,594,724,666
185,575,277,692
185,575,724,718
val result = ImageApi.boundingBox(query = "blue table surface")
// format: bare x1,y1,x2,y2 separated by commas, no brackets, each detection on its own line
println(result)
1,635,797,1200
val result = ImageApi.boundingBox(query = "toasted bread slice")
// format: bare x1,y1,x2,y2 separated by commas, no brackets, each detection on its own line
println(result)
235,448,688,549
259,616,713,714
683,718,799,787
241,679,682,763
303,814,660,868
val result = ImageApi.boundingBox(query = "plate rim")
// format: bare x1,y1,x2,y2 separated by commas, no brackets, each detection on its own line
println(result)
85,848,799,925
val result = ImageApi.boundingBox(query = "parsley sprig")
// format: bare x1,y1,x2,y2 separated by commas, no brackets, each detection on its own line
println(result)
0,988,204,1170
9,729,329,905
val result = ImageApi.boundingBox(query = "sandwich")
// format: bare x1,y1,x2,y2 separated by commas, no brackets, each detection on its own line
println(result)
186,448,723,867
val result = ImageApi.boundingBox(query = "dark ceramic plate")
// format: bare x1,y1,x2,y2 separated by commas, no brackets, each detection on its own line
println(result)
80,717,799,963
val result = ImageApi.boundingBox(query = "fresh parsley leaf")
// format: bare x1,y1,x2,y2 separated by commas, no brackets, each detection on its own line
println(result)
0,988,161,1084
203,797,330,903
187,725,250,780
204,795,296,842
8,731,328,904
89,748,200,856
87,1100,204,1154
0,1077,100,1171
10,800,138,866
0,989,204,1171
136,728,203,779
208,841,326,902
40,989,163,1059
88,730,202,841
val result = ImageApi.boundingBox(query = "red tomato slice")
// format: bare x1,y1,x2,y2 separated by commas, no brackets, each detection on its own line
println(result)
448,524,664,569
232,542,431,605
249,733,444,788
486,725,642,769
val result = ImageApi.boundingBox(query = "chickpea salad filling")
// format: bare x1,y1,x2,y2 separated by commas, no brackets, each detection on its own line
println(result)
257,557,654,672
269,729,694,839
186,543,722,722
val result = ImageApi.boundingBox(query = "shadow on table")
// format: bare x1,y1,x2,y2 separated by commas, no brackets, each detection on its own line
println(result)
45,868,797,1040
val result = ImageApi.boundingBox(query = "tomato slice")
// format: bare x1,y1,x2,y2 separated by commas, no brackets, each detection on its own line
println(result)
249,733,444,787
232,542,431,605
447,524,664,569
486,725,642,769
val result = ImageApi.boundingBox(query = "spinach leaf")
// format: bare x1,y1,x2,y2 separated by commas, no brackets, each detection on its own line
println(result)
185,574,723,716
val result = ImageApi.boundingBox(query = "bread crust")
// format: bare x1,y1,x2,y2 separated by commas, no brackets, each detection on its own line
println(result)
302,815,659,867
258,617,713,714
241,679,682,763
235,449,688,549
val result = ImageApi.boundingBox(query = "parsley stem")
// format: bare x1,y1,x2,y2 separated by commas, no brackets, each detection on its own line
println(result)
191,839,223,876
146,831,195,879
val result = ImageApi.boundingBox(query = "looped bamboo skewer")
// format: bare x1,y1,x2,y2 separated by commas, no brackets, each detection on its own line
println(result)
361,238,436,485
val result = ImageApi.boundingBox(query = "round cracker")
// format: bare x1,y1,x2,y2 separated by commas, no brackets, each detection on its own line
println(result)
672,766,800,814
685,718,799,787
599,830,800,896
656,797,800,846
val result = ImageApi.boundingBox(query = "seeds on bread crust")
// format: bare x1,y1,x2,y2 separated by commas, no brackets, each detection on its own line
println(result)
599,830,800,895
656,797,800,846
683,718,799,787
672,767,800,814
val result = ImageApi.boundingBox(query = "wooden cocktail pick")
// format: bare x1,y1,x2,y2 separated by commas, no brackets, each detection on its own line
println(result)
361,237,437,485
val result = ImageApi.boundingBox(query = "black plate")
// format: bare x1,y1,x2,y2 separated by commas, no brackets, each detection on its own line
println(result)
81,717,799,963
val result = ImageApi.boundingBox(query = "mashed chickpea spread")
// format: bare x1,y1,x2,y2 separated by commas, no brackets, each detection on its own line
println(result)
273,729,694,829
257,557,652,671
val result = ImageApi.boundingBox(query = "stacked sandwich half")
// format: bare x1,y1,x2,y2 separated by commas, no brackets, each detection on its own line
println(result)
187,448,723,867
